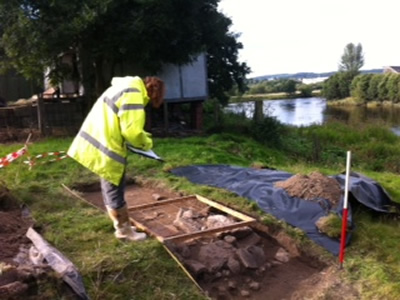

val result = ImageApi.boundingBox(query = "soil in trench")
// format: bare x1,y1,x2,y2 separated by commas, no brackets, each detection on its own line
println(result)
76,179,360,300
0,183,82,300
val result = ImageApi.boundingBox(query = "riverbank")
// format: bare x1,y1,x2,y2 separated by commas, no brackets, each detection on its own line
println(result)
230,90,321,102
327,97,400,107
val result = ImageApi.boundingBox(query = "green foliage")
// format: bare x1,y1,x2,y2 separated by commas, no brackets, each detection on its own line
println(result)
387,73,400,103
250,116,286,147
246,78,302,95
281,79,297,95
348,73,400,104
378,73,391,101
298,84,313,97
367,74,383,101
339,43,364,73
351,74,373,103
322,71,356,100
248,83,266,94
207,29,251,105
0,0,250,101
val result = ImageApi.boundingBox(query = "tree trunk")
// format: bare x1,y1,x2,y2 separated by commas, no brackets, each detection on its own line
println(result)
94,56,106,97
78,46,96,112
213,99,220,125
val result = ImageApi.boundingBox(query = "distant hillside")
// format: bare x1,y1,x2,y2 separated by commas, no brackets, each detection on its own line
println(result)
251,69,383,81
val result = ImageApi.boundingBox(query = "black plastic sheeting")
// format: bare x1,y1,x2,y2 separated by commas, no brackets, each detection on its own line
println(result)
171,165,397,255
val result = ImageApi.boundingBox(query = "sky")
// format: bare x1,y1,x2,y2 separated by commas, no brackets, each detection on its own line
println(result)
218,0,400,77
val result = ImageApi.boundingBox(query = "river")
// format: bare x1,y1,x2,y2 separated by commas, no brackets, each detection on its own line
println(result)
226,97,400,135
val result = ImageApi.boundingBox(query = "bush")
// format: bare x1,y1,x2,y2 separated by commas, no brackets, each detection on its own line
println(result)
298,84,313,97
250,115,285,147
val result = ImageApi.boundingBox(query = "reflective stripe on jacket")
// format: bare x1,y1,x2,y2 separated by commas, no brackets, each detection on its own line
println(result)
67,76,152,185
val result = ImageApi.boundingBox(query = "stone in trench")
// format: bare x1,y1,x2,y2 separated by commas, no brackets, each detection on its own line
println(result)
206,214,235,229
235,232,262,248
274,231,300,256
184,259,207,277
152,193,166,201
177,244,191,259
230,226,253,239
198,241,235,273
227,257,241,274
274,247,290,263
248,281,261,291
173,208,202,233
228,280,238,290
236,245,265,269
223,235,236,244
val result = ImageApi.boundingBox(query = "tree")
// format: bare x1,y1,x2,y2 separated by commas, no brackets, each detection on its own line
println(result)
350,74,372,103
322,72,356,100
339,43,364,74
281,79,297,95
367,74,383,101
0,0,249,102
298,84,313,97
378,73,390,102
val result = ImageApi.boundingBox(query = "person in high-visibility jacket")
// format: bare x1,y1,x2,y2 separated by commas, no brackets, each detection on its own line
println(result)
68,76,165,241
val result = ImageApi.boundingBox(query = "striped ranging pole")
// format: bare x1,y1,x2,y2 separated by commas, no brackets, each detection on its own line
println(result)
339,151,351,268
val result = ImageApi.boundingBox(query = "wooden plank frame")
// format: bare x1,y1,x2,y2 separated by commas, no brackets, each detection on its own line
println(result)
62,186,259,296
127,194,256,243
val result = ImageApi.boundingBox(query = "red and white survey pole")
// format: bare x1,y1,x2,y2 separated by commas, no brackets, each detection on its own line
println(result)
339,150,351,269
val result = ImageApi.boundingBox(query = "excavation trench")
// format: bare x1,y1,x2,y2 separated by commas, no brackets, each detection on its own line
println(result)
65,182,352,300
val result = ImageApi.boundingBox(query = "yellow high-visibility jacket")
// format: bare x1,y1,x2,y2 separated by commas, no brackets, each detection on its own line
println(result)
67,76,152,185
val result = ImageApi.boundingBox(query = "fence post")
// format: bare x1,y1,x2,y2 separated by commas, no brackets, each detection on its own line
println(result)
37,96,48,136
190,101,203,130
254,100,264,122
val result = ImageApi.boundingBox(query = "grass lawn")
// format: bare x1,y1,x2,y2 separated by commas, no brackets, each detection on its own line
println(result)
1,121,400,299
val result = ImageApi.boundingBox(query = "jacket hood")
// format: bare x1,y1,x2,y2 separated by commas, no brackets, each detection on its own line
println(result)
111,76,149,105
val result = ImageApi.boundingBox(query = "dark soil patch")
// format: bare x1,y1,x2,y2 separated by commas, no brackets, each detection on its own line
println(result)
0,183,81,300
75,182,360,300
167,228,325,300
0,184,33,265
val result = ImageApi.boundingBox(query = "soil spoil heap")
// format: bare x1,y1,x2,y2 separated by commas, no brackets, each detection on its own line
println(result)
274,171,342,207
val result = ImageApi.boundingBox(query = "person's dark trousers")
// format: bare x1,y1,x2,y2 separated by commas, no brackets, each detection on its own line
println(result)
100,174,126,209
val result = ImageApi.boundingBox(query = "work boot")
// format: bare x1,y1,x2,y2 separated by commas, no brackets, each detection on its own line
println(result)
106,205,147,241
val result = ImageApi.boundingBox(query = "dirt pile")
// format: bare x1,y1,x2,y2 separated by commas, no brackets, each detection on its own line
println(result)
275,171,342,207
0,183,79,300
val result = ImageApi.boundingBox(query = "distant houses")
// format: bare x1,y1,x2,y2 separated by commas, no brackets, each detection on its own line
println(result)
383,66,400,74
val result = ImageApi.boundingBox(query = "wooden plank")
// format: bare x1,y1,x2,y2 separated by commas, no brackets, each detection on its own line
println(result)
127,195,196,211
62,184,103,211
195,194,255,222
162,244,204,292
164,220,256,243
